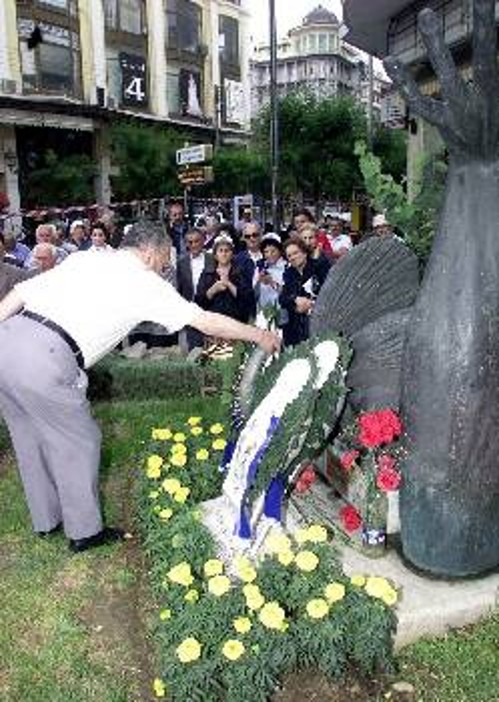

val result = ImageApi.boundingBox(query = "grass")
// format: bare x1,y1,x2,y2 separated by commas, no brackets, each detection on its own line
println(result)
1,395,499,702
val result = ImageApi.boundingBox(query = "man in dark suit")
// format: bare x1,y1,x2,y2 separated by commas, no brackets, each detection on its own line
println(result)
177,228,214,351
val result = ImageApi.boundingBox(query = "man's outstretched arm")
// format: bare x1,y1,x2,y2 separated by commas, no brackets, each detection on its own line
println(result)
191,310,281,355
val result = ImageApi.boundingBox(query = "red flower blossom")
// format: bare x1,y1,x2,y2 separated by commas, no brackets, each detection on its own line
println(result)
339,505,362,533
377,454,397,472
358,409,402,448
376,466,402,492
340,450,360,471
295,465,316,494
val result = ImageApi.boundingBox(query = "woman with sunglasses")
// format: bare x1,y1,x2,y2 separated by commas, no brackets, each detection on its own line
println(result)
196,234,255,323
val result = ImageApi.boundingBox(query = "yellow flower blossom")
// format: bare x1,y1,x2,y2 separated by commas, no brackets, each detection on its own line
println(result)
295,550,319,572
162,478,182,495
382,587,398,607
196,448,210,461
212,438,227,451
265,532,292,554
174,486,190,504
190,426,203,436
170,453,187,468
149,491,159,500
258,601,286,630
147,455,164,471
173,432,186,443
222,639,245,661
306,525,328,543
243,584,265,611
324,582,346,604
277,551,295,567
159,508,173,522
167,562,194,587
159,609,172,621
208,575,231,597
209,423,224,435
294,527,310,545
184,589,200,603
171,443,187,455
187,416,202,426
146,464,162,480
365,576,392,600
306,598,330,619
203,559,224,578
152,428,172,441
176,637,202,663
153,678,166,697
234,555,257,583
233,616,252,634
350,574,366,587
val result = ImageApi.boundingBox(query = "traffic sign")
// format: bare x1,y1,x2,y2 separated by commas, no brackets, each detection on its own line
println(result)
176,144,213,166
178,166,214,186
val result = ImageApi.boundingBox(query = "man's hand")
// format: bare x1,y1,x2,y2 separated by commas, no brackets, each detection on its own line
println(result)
255,328,281,354
295,296,314,314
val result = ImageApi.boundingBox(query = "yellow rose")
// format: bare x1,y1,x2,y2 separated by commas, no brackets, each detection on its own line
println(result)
149,491,159,500
146,465,162,480
159,508,173,522
209,423,224,435
295,550,319,572
324,582,346,604
162,478,181,495
203,559,224,578
350,574,366,587
167,562,194,587
365,576,392,600
184,588,200,603
265,532,292,554
212,438,227,451
196,449,210,461
222,639,245,661
152,428,172,441
159,608,172,621
171,453,187,468
153,678,166,697
306,598,330,619
173,432,186,443
190,426,203,436
174,486,190,504
208,575,231,597
277,551,295,567
147,455,164,471
258,601,286,630
382,587,398,607
176,637,202,664
187,416,202,426
171,443,187,455
233,616,252,634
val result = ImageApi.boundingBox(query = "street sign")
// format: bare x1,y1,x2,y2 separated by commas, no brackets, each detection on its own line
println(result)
178,166,214,186
176,144,213,166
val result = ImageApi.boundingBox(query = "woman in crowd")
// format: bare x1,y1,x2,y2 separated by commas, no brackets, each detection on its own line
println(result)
88,223,113,252
254,233,287,325
279,235,330,347
299,225,332,278
196,234,254,322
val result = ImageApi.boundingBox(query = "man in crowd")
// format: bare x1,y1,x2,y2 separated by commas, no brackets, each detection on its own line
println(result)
32,242,58,272
69,220,91,251
372,213,399,240
235,222,262,321
167,201,189,257
0,221,280,554
25,224,67,268
0,232,35,301
177,228,214,351
2,231,31,267
327,216,352,260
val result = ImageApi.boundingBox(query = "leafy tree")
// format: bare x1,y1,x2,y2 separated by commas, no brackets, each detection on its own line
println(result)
209,147,269,197
372,126,407,183
23,150,96,207
110,123,184,200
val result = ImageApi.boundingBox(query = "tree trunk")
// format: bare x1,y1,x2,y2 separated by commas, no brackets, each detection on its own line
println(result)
400,158,499,576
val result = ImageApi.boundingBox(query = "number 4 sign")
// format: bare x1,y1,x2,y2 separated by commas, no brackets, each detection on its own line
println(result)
119,53,148,107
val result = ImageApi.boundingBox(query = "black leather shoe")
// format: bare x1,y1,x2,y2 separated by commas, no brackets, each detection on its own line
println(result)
37,522,63,538
69,526,125,553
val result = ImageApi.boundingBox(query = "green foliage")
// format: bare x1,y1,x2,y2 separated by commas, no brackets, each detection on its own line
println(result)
24,150,96,206
253,94,368,200
210,147,269,197
110,123,184,200
87,355,222,402
372,127,408,184
355,141,447,264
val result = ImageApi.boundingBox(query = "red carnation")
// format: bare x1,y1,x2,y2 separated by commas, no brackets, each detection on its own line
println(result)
358,409,402,448
340,450,360,471
339,505,362,533
295,465,316,494
377,454,397,472
376,466,402,492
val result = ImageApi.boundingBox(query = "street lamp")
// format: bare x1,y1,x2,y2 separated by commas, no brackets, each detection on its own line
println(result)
269,0,279,233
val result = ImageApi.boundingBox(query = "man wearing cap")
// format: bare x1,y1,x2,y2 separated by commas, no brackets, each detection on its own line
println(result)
372,213,400,240
0,221,280,553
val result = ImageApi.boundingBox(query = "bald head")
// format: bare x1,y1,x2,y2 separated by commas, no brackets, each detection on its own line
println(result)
33,243,57,271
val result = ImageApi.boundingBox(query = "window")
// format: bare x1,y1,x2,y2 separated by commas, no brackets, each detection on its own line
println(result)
104,0,144,34
219,15,239,67
318,33,327,53
167,69,180,113
166,0,202,54
36,0,68,9
39,43,72,91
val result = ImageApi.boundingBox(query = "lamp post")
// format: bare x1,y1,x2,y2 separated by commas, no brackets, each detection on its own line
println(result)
269,0,279,233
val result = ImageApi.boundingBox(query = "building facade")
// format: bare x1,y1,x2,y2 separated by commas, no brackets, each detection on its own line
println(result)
0,0,251,218
250,5,367,117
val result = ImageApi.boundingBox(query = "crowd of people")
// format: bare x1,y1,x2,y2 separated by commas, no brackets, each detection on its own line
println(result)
0,201,399,350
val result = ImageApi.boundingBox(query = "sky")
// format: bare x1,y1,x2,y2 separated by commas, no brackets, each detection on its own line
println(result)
249,0,344,45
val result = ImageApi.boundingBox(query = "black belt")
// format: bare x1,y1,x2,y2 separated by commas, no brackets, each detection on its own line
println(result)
22,310,85,370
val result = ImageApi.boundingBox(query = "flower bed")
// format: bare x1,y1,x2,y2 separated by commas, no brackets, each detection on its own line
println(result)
137,414,398,701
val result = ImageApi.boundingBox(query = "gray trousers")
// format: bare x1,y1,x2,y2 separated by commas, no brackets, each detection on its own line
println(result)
0,315,103,539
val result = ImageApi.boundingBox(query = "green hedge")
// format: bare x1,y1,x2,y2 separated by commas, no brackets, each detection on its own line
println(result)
88,355,223,402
